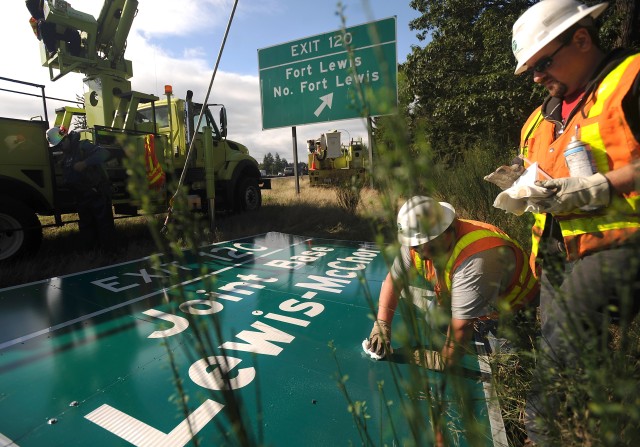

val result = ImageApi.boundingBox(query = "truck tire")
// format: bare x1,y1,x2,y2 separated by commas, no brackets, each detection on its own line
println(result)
0,197,43,262
234,177,261,212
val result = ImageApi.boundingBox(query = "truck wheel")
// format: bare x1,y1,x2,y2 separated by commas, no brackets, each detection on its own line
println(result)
0,197,43,262
234,177,261,212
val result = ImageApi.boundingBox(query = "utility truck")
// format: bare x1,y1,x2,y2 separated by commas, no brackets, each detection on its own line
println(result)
307,130,368,186
0,0,268,262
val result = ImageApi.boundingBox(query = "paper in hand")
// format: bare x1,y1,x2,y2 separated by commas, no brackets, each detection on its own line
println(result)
493,163,553,215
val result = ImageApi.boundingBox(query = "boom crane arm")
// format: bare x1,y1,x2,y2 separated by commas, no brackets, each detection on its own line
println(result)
36,0,153,131
95,0,138,64
38,0,136,80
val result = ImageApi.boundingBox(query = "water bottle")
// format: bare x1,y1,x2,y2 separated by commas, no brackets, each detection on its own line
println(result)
564,125,596,177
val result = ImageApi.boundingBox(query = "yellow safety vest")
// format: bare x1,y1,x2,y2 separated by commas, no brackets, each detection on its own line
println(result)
144,134,166,190
410,219,539,317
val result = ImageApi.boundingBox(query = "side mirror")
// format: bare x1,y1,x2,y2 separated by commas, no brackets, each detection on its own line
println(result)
219,107,227,138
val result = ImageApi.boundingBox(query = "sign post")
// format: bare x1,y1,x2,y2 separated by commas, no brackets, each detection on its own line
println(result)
292,126,300,193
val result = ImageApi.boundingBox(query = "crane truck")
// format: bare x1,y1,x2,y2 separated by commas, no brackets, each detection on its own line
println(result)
0,0,269,263
307,130,368,186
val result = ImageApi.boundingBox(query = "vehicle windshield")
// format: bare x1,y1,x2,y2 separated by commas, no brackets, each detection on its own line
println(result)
136,105,169,127
192,105,221,138
137,104,221,139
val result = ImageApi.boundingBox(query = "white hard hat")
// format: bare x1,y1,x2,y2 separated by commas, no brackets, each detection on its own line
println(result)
512,0,608,75
46,126,68,147
396,196,456,247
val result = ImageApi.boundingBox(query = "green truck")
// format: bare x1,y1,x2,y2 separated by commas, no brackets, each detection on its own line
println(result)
0,0,269,263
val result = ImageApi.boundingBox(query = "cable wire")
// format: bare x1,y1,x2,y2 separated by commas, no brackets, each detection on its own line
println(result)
162,0,239,233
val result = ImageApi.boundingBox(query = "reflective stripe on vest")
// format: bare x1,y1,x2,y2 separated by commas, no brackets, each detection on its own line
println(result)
521,54,640,264
410,220,538,314
519,111,544,160
529,213,547,275
144,134,166,189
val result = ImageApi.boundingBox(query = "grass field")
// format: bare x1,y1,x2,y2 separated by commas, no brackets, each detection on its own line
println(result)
0,176,388,289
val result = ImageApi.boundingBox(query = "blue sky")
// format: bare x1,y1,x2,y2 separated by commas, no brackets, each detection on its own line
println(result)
1,0,422,162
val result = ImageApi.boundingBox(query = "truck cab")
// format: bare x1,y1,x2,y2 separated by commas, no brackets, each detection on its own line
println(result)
136,90,267,213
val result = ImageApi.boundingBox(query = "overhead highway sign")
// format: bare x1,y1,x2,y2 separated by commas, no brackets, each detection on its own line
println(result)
258,17,398,129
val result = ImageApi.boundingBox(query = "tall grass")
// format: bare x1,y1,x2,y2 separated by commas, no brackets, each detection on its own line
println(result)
4,155,639,445
5,50,640,447
369,107,640,447
0,177,386,288
430,146,533,251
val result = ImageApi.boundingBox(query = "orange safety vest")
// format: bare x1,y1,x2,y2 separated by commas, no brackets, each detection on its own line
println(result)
144,134,166,189
409,219,539,317
519,53,640,272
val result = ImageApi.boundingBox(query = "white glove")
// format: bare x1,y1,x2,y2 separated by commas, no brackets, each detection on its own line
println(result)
535,173,610,214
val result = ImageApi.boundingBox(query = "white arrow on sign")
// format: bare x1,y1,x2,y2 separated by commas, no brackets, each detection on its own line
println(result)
314,93,334,117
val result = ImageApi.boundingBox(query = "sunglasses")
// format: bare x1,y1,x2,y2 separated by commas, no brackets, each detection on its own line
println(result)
526,42,568,74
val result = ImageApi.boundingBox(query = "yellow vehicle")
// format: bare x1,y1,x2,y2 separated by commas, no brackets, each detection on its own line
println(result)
307,131,368,186
0,0,268,262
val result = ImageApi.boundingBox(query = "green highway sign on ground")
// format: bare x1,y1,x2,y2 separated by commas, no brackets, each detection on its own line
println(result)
258,18,397,129
0,232,506,446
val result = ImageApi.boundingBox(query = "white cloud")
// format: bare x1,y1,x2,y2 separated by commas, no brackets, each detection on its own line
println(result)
2,1,371,164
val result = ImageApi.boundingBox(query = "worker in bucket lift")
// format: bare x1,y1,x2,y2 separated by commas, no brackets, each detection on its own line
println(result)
307,139,316,154
25,0,81,57
46,126,116,251
363,196,539,370
503,1,640,445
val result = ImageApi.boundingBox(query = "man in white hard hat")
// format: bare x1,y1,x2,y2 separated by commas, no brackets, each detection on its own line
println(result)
510,1,640,445
364,196,538,370
47,126,116,251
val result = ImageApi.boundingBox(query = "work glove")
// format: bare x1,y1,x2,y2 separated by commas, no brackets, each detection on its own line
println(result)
366,320,392,358
535,173,610,214
484,164,525,190
413,348,444,371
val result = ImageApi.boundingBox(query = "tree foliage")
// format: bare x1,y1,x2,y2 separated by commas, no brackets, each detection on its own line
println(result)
372,68,418,153
404,0,539,160
397,0,640,163
261,152,288,175
261,153,275,175
600,0,640,50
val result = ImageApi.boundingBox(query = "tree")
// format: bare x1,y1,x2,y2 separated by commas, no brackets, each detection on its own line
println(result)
402,0,639,162
600,0,640,50
404,0,538,160
372,67,417,153
72,93,88,130
271,153,288,174
262,152,275,175
274,153,282,174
